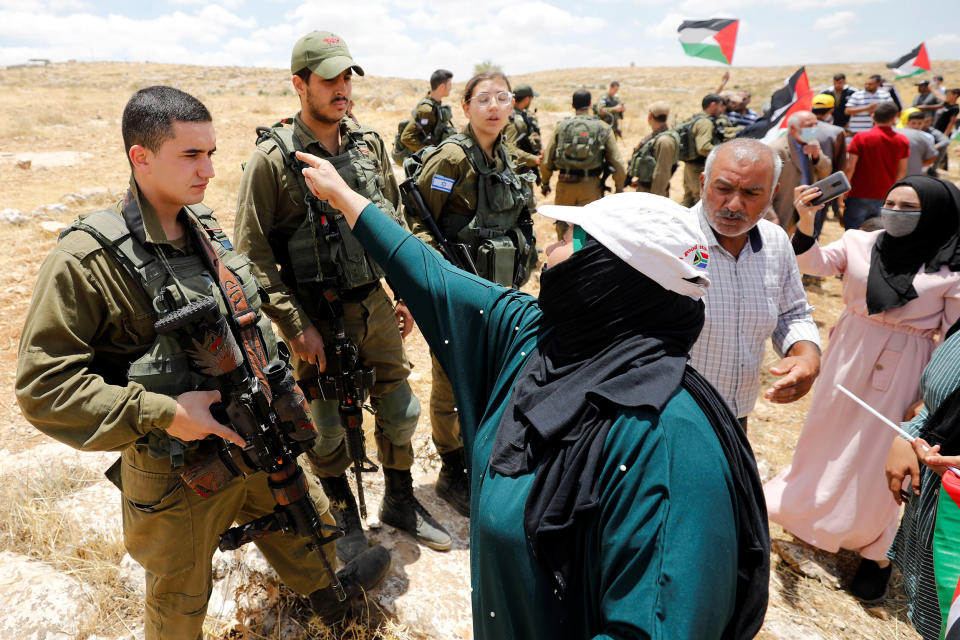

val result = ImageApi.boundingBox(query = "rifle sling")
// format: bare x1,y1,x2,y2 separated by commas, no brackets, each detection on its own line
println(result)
185,217,273,402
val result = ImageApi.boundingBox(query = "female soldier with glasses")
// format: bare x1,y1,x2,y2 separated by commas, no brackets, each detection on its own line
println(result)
405,71,537,518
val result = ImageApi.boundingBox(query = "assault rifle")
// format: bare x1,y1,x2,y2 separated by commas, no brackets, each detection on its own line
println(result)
512,209,536,289
399,177,479,275
295,180,379,521
297,292,378,519
157,297,346,601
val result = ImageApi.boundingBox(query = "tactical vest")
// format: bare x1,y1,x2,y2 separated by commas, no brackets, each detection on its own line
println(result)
410,134,535,286
62,205,278,460
553,115,608,172
391,97,455,164
510,108,542,155
675,114,723,163
259,121,403,308
594,95,622,125
627,129,681,184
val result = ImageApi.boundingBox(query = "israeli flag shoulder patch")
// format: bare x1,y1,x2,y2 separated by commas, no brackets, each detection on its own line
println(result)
430,174,455,193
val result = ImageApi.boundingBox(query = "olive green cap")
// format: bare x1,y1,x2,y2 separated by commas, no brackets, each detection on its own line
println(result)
647,101,670,117
514,84,538,100
291,31,365,79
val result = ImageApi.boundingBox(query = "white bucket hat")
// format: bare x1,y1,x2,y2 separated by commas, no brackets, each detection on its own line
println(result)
539,192,710,299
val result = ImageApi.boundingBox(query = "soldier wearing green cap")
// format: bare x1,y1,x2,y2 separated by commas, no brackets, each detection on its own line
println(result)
235,30,452,560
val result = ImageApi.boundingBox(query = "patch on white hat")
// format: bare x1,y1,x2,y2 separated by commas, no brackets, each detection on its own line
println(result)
539,192,710,298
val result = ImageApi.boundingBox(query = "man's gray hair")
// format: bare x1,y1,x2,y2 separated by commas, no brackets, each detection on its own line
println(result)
703,138,783,196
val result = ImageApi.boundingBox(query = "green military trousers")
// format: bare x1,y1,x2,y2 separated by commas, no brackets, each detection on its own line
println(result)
299,286,420,475
429,350,464,455
682,160,705,208
120,446,335,640
553,177,604,239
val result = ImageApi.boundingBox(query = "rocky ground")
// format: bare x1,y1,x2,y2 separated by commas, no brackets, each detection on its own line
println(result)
1,60,958,639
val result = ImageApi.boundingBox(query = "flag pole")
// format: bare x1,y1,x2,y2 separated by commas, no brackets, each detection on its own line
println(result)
837,384,960,477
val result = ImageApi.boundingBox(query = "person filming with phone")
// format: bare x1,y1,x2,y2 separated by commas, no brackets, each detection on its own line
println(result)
770,110,833,236
765,174,960,604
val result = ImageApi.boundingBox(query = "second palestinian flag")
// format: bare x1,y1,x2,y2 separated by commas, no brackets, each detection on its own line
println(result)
935,471,960,639
887,43,932,80
678,19,739,65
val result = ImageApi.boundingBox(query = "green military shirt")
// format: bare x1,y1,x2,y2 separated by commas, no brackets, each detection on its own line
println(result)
234,113,400,340
16,179,186,451
503,108,541,168
595,93,623,126
412,124,511,247
400,94,446,153
650,129,679,197
692,116,718,162
540,114,627,191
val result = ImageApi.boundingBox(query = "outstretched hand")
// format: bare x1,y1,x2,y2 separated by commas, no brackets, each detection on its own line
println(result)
296,151,371,227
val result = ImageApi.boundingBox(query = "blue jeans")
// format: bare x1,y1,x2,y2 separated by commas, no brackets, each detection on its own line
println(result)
843,197,883,230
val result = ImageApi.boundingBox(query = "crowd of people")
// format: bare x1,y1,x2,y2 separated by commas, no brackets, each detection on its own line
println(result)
12,26,960,640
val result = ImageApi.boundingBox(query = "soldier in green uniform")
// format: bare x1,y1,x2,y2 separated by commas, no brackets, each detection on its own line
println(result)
392,69,456,165
14,86,390,640
503,83,542,185
406,71,537,518
541,88,626,238
626,101,680,197
234,31,451,558
595,80,625,139
680,94,725,207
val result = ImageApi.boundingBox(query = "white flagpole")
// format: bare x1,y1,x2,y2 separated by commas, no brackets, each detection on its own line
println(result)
837,384,960,478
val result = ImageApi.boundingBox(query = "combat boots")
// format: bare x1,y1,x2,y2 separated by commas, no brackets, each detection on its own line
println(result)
319,474,369,563
379,467,452,551
436,448,470,517
309,545,391,625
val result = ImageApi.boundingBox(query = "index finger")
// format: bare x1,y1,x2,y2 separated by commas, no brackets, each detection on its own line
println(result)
295,150,324,168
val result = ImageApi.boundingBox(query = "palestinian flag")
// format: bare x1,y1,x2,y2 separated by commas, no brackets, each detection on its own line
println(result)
737,67,813,144
887,43,931,79
677,19,739,65
934,470,960,639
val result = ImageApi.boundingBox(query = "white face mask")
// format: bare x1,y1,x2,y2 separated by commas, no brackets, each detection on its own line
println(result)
880,208,922,237
799,126,818,143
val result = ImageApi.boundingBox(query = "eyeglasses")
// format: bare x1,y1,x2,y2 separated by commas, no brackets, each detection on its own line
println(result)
470,91,513,107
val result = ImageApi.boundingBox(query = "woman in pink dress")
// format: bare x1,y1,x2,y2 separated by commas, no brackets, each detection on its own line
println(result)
764,175,960,602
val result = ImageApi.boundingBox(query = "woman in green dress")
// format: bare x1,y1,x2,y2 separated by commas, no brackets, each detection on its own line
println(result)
295,152,769,639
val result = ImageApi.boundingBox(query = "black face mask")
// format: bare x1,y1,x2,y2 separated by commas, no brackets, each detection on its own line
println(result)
537,237,704,362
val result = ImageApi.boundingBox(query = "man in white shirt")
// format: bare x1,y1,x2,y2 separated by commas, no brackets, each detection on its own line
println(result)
688,139,822,430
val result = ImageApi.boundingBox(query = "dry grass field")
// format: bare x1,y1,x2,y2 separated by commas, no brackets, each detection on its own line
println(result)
1,59,959,639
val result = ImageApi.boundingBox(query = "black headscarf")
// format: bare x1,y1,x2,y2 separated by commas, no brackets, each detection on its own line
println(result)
489,236,769,638
866,176,960,315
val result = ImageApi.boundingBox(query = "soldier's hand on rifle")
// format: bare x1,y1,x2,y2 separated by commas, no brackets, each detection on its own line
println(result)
168,390,246,447
394,301,415,339
289,326,327,371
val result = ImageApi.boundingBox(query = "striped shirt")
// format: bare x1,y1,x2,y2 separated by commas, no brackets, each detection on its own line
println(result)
890,331,960,640
728,109,759,127
846,87,893,134
688,203,821,418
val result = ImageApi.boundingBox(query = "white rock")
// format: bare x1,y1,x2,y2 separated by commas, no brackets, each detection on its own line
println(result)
0,551,97,639
40,220,68,233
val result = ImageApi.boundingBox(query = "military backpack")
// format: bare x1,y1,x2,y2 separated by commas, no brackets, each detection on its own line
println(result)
674,114,723,163
391,98,455,165
626,129,681,184
553,115,608,172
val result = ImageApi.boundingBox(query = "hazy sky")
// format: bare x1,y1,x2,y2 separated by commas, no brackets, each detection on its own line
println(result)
0,0,956,80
